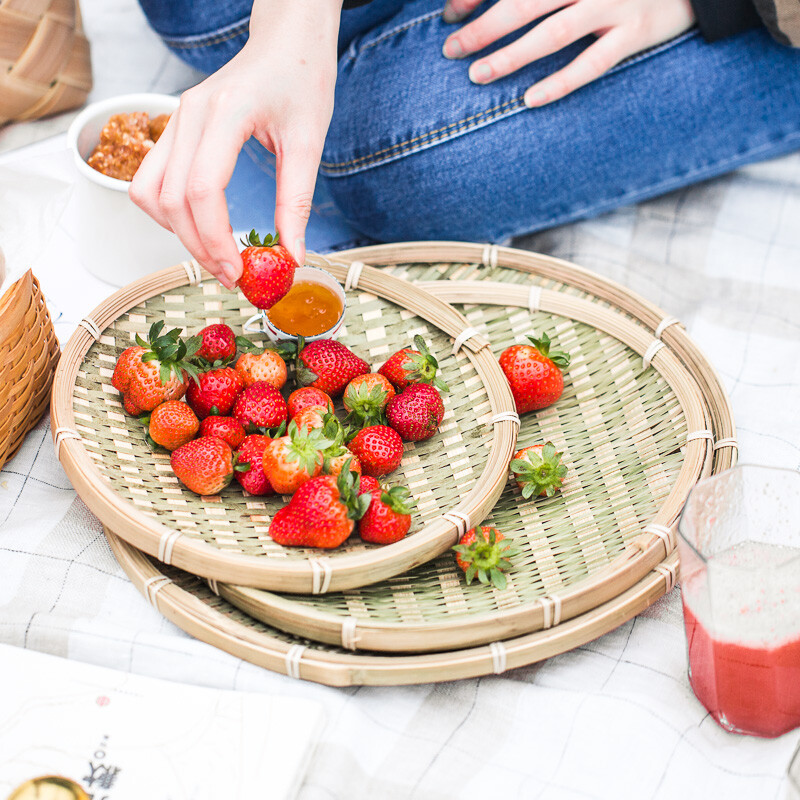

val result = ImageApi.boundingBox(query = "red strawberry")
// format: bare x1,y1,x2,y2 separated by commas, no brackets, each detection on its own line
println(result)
171,436,237,495
385,383,445,442
287,387,335,419
112,346,145,393
498,332,570,414
262,421,333,495
123,395,143,416
125,322,198,412
199,415,246,450
238,230,297,310
186,366,244,419
145,400,199,451
348,425,404,477
192,323,237,364
324,448,361,479
343,373,395,427
233,381,288,433
268,466,370,549
235,434,275,496
378,335,449,392
510,442,568,499
292,337,370,397
235,349,287,389
358,480,414,544
453,526,519,589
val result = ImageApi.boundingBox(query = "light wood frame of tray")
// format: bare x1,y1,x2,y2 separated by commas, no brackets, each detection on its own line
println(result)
216,277,716,653
107,527,681,687
51,259,518,593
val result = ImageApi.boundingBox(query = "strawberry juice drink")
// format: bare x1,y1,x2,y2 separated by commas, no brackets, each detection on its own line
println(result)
677,465,800,738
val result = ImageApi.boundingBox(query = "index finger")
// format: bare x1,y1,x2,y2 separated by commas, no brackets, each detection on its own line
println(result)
185,114,252,283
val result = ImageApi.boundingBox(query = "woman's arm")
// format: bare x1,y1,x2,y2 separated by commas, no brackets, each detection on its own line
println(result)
130,0,343,288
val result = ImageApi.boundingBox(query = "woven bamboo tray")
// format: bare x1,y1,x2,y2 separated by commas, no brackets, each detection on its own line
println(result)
0,269,60,469
106,527,681,687
51,259,518,592
216,276,717,652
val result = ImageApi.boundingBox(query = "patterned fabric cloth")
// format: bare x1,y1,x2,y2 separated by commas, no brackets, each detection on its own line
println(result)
1,148,799,797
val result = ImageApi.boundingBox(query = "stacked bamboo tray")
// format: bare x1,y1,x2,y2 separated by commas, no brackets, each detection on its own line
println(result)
51,242,736,686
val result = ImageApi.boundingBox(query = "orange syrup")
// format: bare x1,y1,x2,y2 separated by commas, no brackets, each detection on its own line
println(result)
266,280,344,337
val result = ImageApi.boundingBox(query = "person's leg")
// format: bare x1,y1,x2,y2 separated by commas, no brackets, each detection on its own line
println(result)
320,0,800,242
137,0,408,74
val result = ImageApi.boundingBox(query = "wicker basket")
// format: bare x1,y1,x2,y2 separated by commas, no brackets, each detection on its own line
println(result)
0,0,93,126
0,268,60,468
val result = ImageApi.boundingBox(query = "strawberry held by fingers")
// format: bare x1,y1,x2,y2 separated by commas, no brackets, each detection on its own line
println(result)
453,526,519,589
269,462,371,549
498,332,570,414
385,383,445,442
510,442,568,499
238,230,297,310
379,335,449,392
170,436,239,496
125,322,199,412
290,337,370,397
358,479,415,545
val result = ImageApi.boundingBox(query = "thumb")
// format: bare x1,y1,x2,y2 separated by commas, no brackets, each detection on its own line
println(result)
274,139,322,266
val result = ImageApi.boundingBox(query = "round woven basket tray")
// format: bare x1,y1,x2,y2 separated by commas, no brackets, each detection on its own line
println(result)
214,260,724,653
51,259,518,593
106,527,680,687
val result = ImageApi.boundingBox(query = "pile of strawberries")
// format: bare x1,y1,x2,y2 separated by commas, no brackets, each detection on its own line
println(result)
111,321,449,550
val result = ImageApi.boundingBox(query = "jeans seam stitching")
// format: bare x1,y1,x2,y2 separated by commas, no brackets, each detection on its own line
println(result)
321,95,526,171
344,9,443,63
162,20,250,50
327,30,699,173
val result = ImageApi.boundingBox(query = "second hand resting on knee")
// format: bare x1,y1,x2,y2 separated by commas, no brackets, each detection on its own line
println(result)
130,0,696,286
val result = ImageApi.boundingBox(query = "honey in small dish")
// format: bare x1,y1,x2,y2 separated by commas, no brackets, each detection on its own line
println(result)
266,280,344,337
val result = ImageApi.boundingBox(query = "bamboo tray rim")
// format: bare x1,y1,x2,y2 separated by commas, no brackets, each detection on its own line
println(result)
50,257,519,593
216,275,719,653
105,526,681,687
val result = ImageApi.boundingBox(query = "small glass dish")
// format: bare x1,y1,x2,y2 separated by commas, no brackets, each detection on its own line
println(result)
243,265,346,342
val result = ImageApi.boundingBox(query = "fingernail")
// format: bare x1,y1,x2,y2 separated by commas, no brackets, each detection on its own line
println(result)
525,89,547,108
220,261,239,288
442,5,467,23
294,237,306,265
442,38,464,59
469,63,492,84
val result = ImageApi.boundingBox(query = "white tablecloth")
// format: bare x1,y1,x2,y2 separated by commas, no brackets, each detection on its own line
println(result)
1,0,799,794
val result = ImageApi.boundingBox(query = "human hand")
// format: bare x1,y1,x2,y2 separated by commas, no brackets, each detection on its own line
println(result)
442,0,695,107
130,0,342,289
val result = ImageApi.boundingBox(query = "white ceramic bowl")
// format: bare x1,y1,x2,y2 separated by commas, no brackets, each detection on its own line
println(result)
244,265,347,343
66,93,188,286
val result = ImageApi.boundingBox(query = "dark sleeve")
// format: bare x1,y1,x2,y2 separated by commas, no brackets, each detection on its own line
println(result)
342,0,373,7
689,0,762,41
690,0,800,46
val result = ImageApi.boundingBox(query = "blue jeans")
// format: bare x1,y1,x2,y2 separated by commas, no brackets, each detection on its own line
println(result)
138,0,800,243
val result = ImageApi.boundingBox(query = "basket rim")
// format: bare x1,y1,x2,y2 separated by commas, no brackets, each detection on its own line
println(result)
217,277,719,653
105,526,681,687
50,256,519,593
